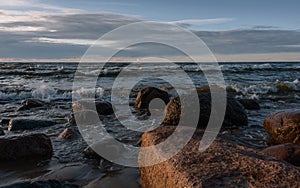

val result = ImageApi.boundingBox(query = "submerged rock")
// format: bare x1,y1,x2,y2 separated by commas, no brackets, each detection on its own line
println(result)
72,100,113,115
238,99,260,110
0,133,52,161
139,126,300,188
260,143,300,166
17,98,45,111
163,93,248,128
264,109,300,144
1,179,78,188
135,87,170,109
8,119,57,131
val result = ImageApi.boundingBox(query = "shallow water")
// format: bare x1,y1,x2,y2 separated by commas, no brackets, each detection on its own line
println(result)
0,62,299,186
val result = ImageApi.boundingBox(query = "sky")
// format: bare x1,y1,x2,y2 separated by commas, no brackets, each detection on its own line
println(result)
0,0,299,62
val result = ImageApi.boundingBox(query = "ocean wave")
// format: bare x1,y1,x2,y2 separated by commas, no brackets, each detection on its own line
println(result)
72,87,104,99
0,91,31,101
229,78,300,99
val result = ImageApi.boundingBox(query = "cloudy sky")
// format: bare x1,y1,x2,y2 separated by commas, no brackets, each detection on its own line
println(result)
0,0,299,62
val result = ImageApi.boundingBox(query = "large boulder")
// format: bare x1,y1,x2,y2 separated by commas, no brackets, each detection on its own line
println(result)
0,133,53,161
264,109,300,144
17,98,45,111
2,180,78,188
163,93,248,128
260,143,300,166
135,87,170,109
8,119,57,131
139,126,300,188
72,100,113,115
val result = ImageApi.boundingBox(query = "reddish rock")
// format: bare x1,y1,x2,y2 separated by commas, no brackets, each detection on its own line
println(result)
260,143,300,166
264,109,300,144
58,127,80,140
135,87,169,109
139,126,300,188
0,133,53,161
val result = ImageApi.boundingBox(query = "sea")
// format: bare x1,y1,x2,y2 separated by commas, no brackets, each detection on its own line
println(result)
0,62,299,186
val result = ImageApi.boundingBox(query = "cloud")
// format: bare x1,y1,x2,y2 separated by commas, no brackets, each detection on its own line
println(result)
195,29,300,55
0,26,46,32
277,44,300,48
0,0,83,13
0,0,299,62
251,25,279,30
168,18,234,28
27,37,119,47
0,11,141,59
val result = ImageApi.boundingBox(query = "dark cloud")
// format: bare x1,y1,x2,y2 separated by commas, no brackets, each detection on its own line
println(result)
0,12,299,60
251,25,279,29
195,29,300,54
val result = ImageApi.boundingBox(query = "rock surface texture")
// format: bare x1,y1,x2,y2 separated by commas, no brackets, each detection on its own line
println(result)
135,87,170,109
162,93,248,128
0,133,53,161
264,109,300,144
139,126,300,188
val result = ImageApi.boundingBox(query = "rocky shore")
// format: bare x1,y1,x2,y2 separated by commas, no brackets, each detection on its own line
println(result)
137,87,300,188
0,86,299,187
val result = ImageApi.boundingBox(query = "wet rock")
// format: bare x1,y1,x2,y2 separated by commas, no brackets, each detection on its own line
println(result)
68,110,100,126
68,113,76,126
84,168,140,188
139,126,300,188
83,139,126,161
260,143,300,166
41,163,104,186
238,99,260,110
135,87,169,109
96,101,114,115
0,133,53,161
8,119,57,131
72,100,113,115
0,126,4,136
17,98,45,111
0,119,10,126
58,127,80,140
264,109,300,144
2,179,78,188
276,82,294,93
163,93,248,128
83,146,102,160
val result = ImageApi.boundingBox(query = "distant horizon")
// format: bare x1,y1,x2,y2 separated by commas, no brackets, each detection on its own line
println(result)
1,52,300,63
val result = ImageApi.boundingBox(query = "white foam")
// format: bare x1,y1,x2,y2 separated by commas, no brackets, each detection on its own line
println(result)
72,87,104,99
